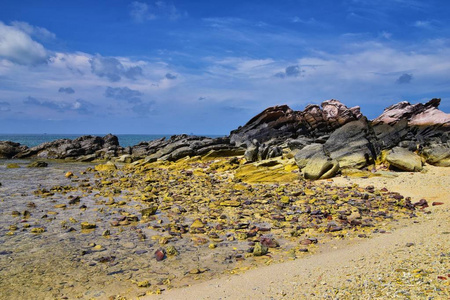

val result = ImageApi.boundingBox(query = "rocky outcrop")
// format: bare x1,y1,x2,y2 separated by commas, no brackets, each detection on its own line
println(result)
230,100,362,147
294,118,377,178
14,134,122,160
0,141,28,159
372,98,450,126
130,135,245,162
324,118,378,168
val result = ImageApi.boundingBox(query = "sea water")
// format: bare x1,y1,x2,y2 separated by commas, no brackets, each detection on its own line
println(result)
0,134,223,148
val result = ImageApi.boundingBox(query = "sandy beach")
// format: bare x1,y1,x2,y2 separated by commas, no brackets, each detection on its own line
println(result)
148,165,450,299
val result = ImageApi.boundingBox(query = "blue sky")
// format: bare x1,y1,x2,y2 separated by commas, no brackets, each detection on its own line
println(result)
0,0,449,134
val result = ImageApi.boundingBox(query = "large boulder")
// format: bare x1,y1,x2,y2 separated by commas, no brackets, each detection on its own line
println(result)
294,144,324,169
385,147,423,171
303,152,340,180
421,142,450,167
324,118,378,169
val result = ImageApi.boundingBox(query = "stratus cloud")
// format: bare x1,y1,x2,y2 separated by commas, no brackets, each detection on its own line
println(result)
0,21,48,65
89,55,143,82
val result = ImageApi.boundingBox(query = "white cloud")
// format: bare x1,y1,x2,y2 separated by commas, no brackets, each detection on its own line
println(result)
130,2,156,22
0,21,48,65
10,21,56,41
130,1,184,22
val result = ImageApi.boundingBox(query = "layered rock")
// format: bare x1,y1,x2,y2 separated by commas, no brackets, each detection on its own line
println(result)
230,100,362,147
14,134,122,160
130,135,244,162
372,98,450,126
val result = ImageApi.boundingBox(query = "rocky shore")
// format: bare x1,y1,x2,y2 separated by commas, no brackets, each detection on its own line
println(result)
1,98,449,180
0,98,449,299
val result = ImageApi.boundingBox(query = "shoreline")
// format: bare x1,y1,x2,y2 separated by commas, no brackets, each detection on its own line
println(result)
146,165,450,299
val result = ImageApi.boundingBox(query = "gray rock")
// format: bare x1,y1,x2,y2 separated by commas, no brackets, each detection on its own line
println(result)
324,118,378,169
303,153,340,180
294,144,324,169
385,147,423,171
421,142,450,167
244,144,259,162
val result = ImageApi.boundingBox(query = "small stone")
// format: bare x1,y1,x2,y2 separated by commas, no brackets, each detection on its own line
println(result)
141,206,158,217
219,200,241,207
155,249,166,261
406,242,415,247
65,172,74,178
31,227,45,233
432,202,444,206
253,242,268,256
166,246,179,256
260,237,279,248
137,280,150,288
81,222,96,230
27,161,48,168
190,219,205,229
102,230,110,237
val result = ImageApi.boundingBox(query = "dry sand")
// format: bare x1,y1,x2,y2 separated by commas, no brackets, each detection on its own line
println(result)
146,165,450,299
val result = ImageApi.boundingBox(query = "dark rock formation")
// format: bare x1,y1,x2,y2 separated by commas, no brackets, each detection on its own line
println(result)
230,100,362,147
231,99,362,161
130,134,245,161
14,134,122,160
0,141,28,159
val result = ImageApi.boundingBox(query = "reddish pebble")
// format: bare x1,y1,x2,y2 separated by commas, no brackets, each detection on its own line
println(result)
155,249,166,261
437,276,447,280
432,202,444,206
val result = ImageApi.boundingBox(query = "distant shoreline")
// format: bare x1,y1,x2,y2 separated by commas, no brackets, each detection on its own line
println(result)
0,133,224,148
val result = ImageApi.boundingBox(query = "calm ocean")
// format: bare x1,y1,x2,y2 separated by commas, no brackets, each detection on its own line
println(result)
0,134,223,148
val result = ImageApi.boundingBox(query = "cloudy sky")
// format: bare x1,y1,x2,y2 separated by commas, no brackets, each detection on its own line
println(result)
1,0,449,134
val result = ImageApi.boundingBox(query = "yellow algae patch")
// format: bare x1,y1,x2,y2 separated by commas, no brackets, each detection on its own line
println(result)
234,163,299,183
95,162,117,172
